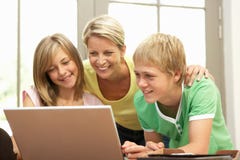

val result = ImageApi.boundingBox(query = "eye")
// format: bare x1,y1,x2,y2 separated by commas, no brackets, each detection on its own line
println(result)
89,51,98,56
104,51,113,56
134,72,139,77
145,73,155,80
134,71,141,79
47,66,55,73
62,60,70,65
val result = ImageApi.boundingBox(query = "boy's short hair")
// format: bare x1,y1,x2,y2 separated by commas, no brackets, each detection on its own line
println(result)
133,33,186,85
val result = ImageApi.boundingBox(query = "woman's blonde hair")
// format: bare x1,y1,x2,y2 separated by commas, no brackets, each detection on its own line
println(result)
82,15,125,49
133,33,186,85
33,33,84,106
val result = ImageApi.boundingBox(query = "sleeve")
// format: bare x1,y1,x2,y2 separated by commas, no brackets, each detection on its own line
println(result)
22,85,41,106
133,90,154,131
188,79,219,121
83,92,103,105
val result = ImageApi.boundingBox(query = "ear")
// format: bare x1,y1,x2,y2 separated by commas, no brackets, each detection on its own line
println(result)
173,70,182,82
120,45,126,57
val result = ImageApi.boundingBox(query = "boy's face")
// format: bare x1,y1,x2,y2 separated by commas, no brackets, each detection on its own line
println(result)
134,62,178,104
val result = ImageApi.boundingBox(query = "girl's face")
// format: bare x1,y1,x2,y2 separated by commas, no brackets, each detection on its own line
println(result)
87,36,125,80
46,48,78,90
134,62,178,104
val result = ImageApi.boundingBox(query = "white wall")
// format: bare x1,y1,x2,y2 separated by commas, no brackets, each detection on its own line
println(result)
223,0,240,149
77,0,109,59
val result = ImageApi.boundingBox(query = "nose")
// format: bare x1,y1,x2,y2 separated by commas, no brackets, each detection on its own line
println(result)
58,65,66,76
137,77,148,88
97,54,106,65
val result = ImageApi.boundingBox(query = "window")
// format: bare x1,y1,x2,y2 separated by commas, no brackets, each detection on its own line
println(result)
108,0,226,116
0,1,18,107
0,0,77,133
0,1,18,132
20,0,77,106
109,0,206,66
0,0,224,134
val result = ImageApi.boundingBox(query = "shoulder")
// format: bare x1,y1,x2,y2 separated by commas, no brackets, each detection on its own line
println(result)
184,78,221,102
185,78,219,96
193,78,216,88
22,85,41,106
134,89,144,99
133,90,156,119
83,92,102,105
124,56,134,68
134,90,146,106
124,57,136,82
83,59,90,66
83,59,96,75
83,59,91,70
23,85,39,98
183,78,220,118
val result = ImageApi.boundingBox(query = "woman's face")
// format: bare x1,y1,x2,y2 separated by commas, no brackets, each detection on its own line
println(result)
87,36,125,80
46,48,78,90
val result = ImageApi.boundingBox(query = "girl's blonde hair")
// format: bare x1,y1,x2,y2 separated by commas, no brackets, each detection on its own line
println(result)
82,15,125,49
33,33,84,106
133,33,186,85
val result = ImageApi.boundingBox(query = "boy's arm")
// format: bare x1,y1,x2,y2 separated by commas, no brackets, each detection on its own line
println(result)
179,118,212,154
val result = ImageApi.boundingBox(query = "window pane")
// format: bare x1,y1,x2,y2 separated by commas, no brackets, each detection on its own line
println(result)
0,2,18,105
160,7,206,66
0,1,18,107
160,0,205,7
109,3,157,56
0,0,18,134
110,0,157,4
20,0,77,106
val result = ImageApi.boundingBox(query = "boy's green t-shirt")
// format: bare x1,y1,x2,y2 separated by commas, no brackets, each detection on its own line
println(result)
134,78,233,154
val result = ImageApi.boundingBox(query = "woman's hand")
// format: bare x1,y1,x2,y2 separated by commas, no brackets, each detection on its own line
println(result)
185,65,215,86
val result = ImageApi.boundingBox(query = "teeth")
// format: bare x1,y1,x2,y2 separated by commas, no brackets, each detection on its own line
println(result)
143,90,151,94
98,67,108,71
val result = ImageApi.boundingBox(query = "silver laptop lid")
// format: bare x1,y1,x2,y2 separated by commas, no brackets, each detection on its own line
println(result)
4,106,124,160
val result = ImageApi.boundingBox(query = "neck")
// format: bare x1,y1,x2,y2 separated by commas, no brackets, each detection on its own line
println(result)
56,88,83,106
158,85,182,117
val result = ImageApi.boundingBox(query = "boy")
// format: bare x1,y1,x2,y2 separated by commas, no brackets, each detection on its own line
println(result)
122,33,233,159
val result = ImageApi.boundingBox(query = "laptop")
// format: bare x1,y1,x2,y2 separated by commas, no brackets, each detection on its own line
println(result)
4,105,124,160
